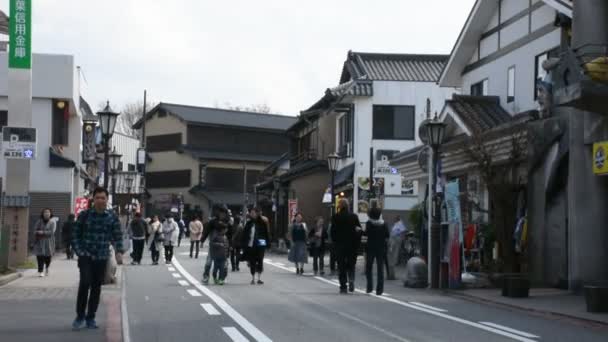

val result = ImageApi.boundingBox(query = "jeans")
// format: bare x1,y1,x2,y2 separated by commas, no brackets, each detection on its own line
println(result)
212,256,227,280
203,252,213,278
336,247,356,291
150,243,160,263
36,255,51,273
65,241,73,259
311,248,325,273
365,250,385,294
132,239,145,263
248,248,264,275
76,256,106,320
164,245,174,262
190,240,200,258
230,247,241,270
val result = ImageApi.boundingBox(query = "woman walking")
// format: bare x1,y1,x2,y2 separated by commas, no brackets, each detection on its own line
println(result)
331,199,362,293
288,213,308,275
189,215,203,258
33,208,57,277
230,216,244,272
162,214,179,264
148,216,163,265
309,217,328,276
364,207,390,295
242,207,270,285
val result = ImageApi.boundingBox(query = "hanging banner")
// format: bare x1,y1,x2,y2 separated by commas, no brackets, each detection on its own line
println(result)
9,0,32,69
74,197,89,217
288,199,298,223
445,180,463,289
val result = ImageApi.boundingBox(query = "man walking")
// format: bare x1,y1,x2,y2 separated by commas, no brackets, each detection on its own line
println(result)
331,199,362,294
129,212,147,265
72,187,124,330
201,205,229,284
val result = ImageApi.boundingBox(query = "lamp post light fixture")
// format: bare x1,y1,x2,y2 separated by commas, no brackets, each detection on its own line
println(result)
97,101,120,188
327,153,340,215
108,147,122,211
425,113,446,289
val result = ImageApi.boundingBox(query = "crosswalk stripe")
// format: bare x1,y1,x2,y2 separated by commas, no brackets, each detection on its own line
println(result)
200,303,221,316
187,289,202,297
223,327,250,342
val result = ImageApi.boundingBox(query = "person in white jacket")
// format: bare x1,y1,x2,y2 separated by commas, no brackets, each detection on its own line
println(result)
162,214,180,264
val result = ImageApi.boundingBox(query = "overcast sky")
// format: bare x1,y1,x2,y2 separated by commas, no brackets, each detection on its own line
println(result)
2,0,475,115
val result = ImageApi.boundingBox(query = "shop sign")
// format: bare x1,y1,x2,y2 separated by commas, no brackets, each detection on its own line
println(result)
593,141,608,175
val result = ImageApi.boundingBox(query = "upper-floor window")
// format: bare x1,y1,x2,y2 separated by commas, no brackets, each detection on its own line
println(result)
507,66,516,103
470,79,488,96
128,164,136,171
337,111,353,156
52,100,69,145
372,105,415,140
0,110,7,129
535,47,560,99
146,133,182,152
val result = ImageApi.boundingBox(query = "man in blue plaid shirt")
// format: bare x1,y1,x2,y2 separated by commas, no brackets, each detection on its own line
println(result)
71,187,124,330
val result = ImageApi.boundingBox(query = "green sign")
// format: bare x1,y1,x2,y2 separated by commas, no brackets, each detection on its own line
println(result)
9,0,32,69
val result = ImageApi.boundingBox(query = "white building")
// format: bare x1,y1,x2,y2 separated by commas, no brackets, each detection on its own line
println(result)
0,52,89,224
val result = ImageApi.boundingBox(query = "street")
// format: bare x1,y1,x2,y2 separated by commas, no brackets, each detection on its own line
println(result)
122,245,608,342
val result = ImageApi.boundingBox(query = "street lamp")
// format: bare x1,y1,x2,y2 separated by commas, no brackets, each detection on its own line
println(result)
327,153,339,215
273,177,280,240
97,101,120,188
125,176,134,226
425,113,446,289
109,147,122,211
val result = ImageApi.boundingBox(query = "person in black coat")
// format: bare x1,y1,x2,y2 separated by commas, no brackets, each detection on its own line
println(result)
330,199,362,294
241,207,270,285
364,207,390,295
308,216,328,276
62,214,77,260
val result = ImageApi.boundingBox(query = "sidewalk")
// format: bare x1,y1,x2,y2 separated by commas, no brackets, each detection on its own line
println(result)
0,253,123,342
449,287,608,326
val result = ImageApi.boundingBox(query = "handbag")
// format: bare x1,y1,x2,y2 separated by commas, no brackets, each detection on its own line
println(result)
258,239,267,247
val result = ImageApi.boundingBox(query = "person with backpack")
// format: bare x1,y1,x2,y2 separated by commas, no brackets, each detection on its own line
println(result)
162,214,179,264
148,215,163,265
201,205,230,284
128,212,147,265
364,207,390,295
71,187,124,330
210,221,229,285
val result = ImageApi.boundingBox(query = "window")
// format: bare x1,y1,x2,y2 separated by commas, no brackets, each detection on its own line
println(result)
0,110,7,129
52,100,69,145
128,164,136,171
507,66,515,103
535,47,560,99
337,108,354,157
470,79,488,96
146,133,182,152
118,162,124,172
372,105,415,140
146,170,191,188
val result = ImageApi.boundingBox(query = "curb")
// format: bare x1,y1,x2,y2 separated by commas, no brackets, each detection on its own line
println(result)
447,290,608,327
0,272,22,287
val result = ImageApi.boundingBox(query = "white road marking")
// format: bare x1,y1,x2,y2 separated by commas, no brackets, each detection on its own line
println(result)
409,302,448,313
274,262,285,266
201,303,221,316
268,261,538,342
187,289,202,297
173,257,272,342
121,266,132,342
479,322,540,339
178,280,189,287
168,267,176,272
265,259,273,262
172,273,182,279
223,327,250,342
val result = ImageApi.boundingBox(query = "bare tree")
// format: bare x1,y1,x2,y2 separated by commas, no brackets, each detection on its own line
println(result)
96,100,156,138
216,101,273,114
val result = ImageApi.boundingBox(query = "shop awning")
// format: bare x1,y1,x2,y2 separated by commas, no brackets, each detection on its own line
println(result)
334,163,355,186
189,185,251,206
49,147,76,168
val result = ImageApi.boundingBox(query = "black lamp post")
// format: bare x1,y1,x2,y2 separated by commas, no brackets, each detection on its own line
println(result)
109,147,122,211
426,114,446,289
125,176,134,225
97,101,120,188
273,177,280,239
327,153,339,215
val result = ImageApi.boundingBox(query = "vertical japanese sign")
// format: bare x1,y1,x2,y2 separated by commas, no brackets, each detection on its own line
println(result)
9,0,32,69
445,180,463,289
74,197,90,218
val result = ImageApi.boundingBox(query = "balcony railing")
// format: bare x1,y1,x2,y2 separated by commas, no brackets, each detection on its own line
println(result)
289,149,318,165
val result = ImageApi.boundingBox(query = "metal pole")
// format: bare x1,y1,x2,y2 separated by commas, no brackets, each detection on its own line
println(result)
430,146,440,289
369,147,374,207
103,137,110,188
111,171,117,211
140,90,147,217
330,170,335,216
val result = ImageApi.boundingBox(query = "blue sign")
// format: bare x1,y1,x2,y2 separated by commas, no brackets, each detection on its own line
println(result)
23,149,33,158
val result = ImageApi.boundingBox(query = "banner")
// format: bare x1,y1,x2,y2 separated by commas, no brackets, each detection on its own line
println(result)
74,197,89,217
9,0,32,69
445,180,463,289
288,199,298,223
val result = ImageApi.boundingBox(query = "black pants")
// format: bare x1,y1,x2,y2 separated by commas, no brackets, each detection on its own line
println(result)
329,245,337,272
76,257,106,320
248,248,264,275
311,248,325,273
336,247,356,290
150,244,160,263
164,245,174,262
178,232,183,247
366,250,385,294
36,255,51,272
190,240,200,258
230,247,241,270
132,239,145,263
65,241,73,259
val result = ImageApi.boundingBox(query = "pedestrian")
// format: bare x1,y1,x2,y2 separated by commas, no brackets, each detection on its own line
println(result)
210,219,229,285
201,205,230,284
387,215,407,280
189,215,203,258
230,216,244,272
177,218,186,247
364,207,390,295
62,213,77,260
71,187,124,330
327,222,337,275
242,207,270,285
288,212,308,275
129,212,147,265
33,208,57,277
331,199,362,294
162,214,179,264
148,215,163,265
309,216,328,276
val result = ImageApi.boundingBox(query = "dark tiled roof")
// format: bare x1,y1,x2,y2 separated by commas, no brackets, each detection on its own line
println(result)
279,160,327,182
446,95,512,134
134,103,296,131
341,51,449,83
328,80,373,97
79,96,94,117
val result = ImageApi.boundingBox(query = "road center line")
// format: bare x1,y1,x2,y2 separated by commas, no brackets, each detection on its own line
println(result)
201,303,221,316
479,322,540,339
187,289,202,297
172,273,182,278
223,327,250,342
178,280,189,287
173,257,272,342
409,302,448,312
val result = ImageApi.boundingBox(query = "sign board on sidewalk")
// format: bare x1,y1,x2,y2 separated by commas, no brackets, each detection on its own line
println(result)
9,0,32,69
593,141,608,175
74,197,89,217
2,126,36,159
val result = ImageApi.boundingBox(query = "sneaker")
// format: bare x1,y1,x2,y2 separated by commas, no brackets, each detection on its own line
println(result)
218,280,225,286
250,279,255,285
257,279,264,285
300,268,304,275
72,318,85,330
349,283,355,292
86,319,98,329
213,278,219,285
38,272,44,277
202,277,209,285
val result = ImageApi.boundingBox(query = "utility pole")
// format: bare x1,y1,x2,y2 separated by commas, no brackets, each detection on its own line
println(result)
139,90,147,217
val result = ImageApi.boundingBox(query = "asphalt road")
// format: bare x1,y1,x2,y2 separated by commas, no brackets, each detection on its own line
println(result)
124,244,608,342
